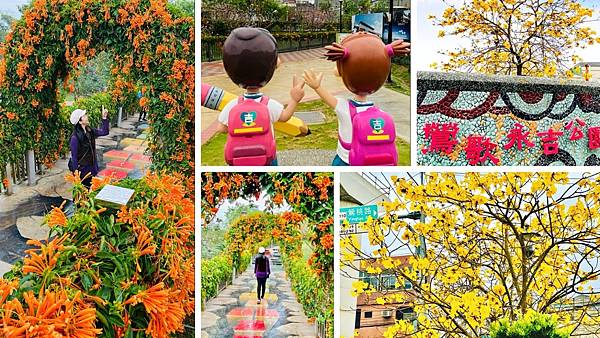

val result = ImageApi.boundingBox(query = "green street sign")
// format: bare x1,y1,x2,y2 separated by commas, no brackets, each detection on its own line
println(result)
340,205,379,224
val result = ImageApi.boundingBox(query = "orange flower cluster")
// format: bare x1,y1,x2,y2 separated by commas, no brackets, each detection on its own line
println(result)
90,175,111,191
22,235,67,276
317,217,333,231
124,283,185,337
117,206,146,226
320,233,334,250
312,175,333,201
0,290,101,337
47,200,67,227
135,225,157,258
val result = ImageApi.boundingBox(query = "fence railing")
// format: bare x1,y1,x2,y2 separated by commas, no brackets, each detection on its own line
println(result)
316,319,328,338
201,31,337,62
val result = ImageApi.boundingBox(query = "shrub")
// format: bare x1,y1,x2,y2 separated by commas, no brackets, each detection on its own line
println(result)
491,311,571,338
201,253,233,308
282,252,334,338
0,172,194,337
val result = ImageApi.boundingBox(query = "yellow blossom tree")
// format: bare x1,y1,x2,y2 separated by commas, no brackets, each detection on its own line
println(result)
430,0,600,77
342,172,600,337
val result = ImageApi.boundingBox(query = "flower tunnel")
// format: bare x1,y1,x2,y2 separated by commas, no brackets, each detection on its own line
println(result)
0,0,195,177
201,172,334,337
0,1,195,335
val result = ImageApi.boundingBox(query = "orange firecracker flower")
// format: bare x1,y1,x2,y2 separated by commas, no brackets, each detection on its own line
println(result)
47,200,67,227
123,282,169,314
320,233,334,250
1,290,101,337
135,225,157,258
22,234,67,276
65,170,82,185
90,175,111,191
146,300,185,337
0,279,18,305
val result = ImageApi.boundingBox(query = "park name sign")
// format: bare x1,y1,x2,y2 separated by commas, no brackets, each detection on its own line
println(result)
95,185,135,209
417,71,600,166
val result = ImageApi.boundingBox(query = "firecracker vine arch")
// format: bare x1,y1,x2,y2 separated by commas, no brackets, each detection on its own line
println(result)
201,172,334,280
0,0,194,176
201,172,335,335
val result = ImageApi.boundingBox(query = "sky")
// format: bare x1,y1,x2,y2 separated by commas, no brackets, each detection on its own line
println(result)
0,0,28,18
414,0,600,71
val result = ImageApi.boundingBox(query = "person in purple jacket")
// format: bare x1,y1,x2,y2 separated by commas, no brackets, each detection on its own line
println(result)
69,107,110,189
254,246,270,304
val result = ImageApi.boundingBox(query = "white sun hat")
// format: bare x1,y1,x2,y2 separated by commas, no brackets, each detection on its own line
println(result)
258,247,265,254
69,109,87,125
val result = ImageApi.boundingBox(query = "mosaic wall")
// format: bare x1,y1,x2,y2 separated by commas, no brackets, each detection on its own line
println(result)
417,71,600,166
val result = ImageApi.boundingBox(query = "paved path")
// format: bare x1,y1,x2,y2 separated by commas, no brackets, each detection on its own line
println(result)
0,114,149,276
201,263,316,337
200,47,410,149
277,149,336,166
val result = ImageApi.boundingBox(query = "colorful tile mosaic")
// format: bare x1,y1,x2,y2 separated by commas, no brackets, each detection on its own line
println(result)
417,71,600,166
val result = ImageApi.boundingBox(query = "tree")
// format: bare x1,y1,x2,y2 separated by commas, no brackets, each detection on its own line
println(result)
342,172,600,337
430,0,600,77
0,13,15,42
73,51,111,98
168,0,194,17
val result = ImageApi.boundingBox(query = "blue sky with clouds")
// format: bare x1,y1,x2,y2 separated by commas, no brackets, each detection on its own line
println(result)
415,0,600,71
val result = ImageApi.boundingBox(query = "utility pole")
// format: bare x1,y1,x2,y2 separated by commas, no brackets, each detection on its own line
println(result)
339,0,343,33
386,0,394,83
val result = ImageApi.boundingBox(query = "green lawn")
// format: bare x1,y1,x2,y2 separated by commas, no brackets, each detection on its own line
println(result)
385,63,411,96
201,99,410,166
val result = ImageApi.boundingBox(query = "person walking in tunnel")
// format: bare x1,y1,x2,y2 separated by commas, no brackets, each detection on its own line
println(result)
254,246,270,304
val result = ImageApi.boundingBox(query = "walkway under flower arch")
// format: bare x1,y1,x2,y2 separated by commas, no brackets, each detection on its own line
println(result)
201,252,317,337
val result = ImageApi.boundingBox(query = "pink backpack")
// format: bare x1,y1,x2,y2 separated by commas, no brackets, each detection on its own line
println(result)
224,96,276,166
339,103,397,166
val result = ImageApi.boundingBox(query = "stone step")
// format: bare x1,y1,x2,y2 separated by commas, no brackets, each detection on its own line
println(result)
239,292,278,302
129,154,151,169
0,260,13,277
227,307,279,321
234,320,266,336
227,307,254,320
120,138,145,148
254,307,280,321
16,215,49,240
103,150,131,162
244,300,269,308
98,168,128,180
106,160,136,173
123,145,146,154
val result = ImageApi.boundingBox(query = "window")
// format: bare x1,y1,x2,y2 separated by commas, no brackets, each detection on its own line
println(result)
364,311,373,318
355,309,361,329
400,308,416,321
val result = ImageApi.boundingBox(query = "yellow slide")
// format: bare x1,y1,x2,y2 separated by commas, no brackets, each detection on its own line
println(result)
201,83,310,136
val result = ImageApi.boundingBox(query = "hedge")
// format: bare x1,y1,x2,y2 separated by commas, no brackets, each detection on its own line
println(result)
282,252,334,338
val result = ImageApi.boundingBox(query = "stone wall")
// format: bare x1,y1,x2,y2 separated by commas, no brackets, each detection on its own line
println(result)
417,71,600,166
